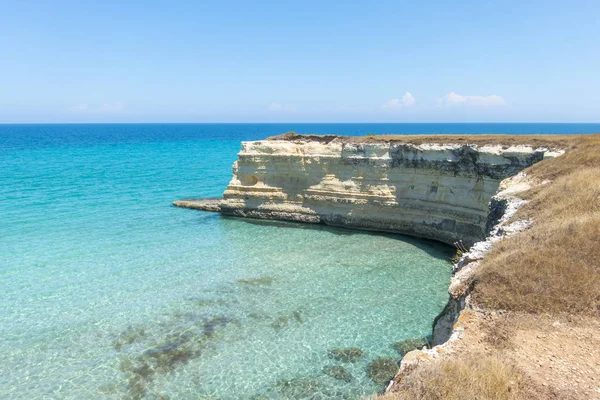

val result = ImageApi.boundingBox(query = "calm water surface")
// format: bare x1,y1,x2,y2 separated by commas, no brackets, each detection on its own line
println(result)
1,123,595,399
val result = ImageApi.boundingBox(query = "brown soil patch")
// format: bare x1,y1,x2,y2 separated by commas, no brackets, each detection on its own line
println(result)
381,312,600,399
510,315,600,399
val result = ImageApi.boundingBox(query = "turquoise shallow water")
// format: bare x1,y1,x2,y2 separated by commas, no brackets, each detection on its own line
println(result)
4,123,590,399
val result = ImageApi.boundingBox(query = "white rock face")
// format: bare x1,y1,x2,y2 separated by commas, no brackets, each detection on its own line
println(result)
220,138,553,246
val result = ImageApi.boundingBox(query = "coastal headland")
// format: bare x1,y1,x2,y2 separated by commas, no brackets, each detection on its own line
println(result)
175,133,600,399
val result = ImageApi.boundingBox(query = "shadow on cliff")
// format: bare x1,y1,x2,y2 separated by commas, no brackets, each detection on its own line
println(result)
221,215,454,261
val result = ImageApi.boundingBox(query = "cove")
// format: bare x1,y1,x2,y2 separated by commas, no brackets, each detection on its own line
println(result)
0,124,453,399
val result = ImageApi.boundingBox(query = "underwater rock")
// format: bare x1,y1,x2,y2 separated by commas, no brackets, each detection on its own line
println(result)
292,310,303,323
144,340,199,373
270,376,322,399
251,375,355,399
327,347,364,363
391,338,428,356
322,365,353,382
191,297,229,308
271,316,290,331
271,311,303,331
366,357,400,386
237,276,275,286
113,310,236,399
112,325,147,351
120,356,155,399
247,312,266,320
202,315,231,337
120,337,200,398
130,360,154,379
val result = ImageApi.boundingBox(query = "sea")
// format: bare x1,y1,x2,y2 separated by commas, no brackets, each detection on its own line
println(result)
1,123,598,399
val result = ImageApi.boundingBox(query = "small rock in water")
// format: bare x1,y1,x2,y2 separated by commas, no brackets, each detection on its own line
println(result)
271,376,322,399
271,316,290,331
237,276,275,286
322,365,353,382
327,347,364,363
292,310,303,323
366,358,400,386
112,325,147,351
202,315,231,337
391,338,428,356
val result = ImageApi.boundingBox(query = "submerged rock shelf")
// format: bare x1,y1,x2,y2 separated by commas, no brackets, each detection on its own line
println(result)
173,198,222,212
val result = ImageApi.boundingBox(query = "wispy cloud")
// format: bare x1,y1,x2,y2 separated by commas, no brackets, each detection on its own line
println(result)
383,92,416,109
268,102,296,112
440,92,506,107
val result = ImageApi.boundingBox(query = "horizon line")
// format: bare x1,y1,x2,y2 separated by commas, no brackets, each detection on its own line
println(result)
2,121,600,125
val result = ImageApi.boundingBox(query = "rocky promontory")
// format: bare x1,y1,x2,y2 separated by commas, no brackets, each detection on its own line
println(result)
176,133,560,246
174,133,600,398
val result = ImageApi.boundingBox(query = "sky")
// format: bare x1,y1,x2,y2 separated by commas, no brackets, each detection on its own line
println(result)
1,0,599,123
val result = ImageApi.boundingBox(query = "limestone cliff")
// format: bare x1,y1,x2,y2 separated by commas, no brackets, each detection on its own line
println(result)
219,135,557,246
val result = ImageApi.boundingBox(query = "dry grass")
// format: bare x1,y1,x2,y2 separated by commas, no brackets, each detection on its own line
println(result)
347,134,581,149
472,136,600,316
372,134,600,400
269,132,599,149
380,354,528,400
521,134,600,181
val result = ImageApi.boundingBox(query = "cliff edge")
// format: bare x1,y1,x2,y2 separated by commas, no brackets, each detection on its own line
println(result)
219,134,559,246
174,133,600,399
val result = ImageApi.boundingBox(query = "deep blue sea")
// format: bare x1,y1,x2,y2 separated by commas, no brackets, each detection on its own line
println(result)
1,123,598,399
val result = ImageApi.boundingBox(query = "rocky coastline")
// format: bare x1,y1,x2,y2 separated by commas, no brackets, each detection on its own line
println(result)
175,134,560,247
386,171,535,392
172,169,536,392
174,133,579,396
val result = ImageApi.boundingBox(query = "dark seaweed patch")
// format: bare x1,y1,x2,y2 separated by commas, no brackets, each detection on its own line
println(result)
201,315,232,337
292,310,303,324
112,325,147,351
391,337,428,356
237,276,276,286
270,311,304,332
253,375,354,400
190,297,230,308
327,347,364,363
323,365,353,382
366,357,400,386
114,312,234,399
270,315,290,331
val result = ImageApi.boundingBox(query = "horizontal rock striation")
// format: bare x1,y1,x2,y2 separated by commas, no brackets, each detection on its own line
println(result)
219,135,557,246
173,198,221,212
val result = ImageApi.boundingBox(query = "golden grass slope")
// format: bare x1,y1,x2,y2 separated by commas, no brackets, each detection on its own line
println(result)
377,353,526,400
473,136,600,316
376,133,600,400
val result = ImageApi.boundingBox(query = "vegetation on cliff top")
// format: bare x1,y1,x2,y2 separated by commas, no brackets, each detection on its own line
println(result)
473,134,600,316
269,132,586,150
377,353,532,400
378,133,600,399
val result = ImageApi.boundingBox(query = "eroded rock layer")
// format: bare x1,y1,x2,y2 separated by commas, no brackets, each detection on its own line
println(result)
219,136,554,246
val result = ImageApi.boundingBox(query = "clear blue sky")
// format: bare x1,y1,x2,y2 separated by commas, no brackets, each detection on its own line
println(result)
1,0,599,123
